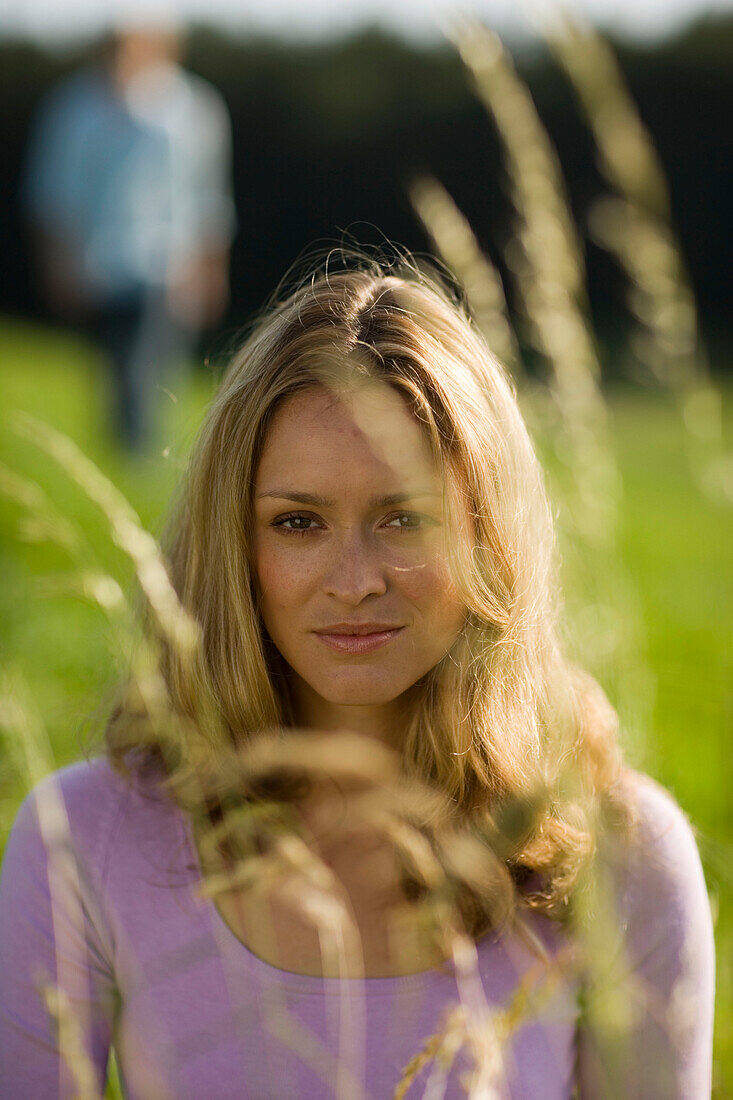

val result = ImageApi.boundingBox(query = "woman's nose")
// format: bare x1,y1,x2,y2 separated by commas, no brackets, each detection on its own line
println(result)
322,532,388,605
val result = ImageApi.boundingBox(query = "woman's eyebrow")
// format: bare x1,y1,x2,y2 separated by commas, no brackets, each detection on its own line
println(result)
255,490,440,506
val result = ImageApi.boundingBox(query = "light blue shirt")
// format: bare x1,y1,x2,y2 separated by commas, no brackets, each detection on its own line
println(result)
24,63,237,303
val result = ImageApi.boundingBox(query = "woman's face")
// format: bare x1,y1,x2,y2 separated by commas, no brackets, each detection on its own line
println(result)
253,382,468,734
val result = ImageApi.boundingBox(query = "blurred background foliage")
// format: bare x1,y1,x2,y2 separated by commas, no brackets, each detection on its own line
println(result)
0,11,731,1094
0,14,731,363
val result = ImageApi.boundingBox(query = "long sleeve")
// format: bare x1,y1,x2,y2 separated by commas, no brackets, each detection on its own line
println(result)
575,775,715,1099
0,774,118,1098
23,75,94,236
188,78,238,251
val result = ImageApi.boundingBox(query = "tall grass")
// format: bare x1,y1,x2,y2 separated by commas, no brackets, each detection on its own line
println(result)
431,19,652,764
541,12,731,509
408,17,730,1094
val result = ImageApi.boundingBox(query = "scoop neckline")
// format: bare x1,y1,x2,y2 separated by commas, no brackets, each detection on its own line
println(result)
179,810,457,994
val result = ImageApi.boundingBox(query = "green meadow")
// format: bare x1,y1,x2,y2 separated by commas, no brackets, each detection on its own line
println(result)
1,317,731,1093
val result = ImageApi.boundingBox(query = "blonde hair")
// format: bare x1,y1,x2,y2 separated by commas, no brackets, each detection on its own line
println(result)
106,254,630,931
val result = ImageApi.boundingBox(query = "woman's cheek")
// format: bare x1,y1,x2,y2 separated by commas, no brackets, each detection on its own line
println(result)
256,543,321,608
390,557,449,606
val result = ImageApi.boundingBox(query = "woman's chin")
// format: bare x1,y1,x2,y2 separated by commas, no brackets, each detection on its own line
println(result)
322,687,405,709
307,673,410,711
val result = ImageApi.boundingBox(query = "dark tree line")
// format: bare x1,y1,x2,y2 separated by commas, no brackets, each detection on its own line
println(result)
1,15,730,373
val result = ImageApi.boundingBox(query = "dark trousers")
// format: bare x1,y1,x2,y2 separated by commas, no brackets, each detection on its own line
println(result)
91,289,191,452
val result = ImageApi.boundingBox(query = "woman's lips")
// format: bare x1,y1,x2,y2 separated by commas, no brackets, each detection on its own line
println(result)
314,628,404,654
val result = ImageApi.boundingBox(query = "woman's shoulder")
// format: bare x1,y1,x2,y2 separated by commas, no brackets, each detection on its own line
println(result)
8,756,126,842
574,781,715,1095
26,752,128,807
12,757,133,841
600,769,714,991
5,755,183,889
619,769,708,897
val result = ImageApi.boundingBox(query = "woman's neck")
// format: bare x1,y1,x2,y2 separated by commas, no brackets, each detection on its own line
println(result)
292,678,414,750
197,773,446,978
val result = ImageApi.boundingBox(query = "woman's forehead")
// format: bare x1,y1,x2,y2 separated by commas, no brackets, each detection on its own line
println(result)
255,384,441,499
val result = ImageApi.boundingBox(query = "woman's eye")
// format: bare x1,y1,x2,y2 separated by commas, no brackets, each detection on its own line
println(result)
271,512,429,533
384,513,423,531
273,513,321,532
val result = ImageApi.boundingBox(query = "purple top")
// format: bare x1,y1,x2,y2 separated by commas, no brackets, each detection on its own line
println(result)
0,758,714,1098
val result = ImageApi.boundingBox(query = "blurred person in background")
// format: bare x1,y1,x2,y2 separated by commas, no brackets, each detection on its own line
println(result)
23,17,237,453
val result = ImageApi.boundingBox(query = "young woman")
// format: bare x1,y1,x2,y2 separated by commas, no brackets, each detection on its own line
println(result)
0,258,715,1098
